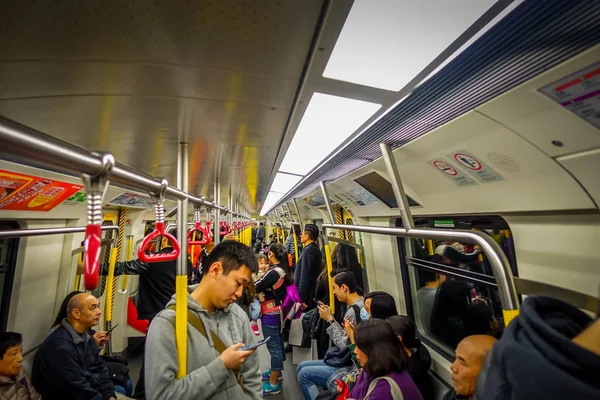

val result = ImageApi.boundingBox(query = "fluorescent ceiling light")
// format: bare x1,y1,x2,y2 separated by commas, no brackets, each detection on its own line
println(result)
270,172,302,194
323,0,497,91
279,93,381,175
260,191,283,216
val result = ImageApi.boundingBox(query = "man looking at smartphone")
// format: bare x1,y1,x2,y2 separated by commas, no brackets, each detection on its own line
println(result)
145,241,263,400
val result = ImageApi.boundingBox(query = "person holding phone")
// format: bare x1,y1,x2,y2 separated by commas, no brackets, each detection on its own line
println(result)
145,241,263,400
254,242,295,395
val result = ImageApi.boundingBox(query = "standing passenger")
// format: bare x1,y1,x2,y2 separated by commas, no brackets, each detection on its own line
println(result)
294,224,322,310
144,241,262,400
254,243,294,395
284,224,303,266
0,332,41,400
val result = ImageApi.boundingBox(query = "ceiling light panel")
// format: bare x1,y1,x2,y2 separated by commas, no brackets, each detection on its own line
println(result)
260,191,283,216
270,172,302,194
323,0,497,91
279,93,381,175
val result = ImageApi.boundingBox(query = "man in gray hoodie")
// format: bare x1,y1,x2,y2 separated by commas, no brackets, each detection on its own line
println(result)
145,240,262,399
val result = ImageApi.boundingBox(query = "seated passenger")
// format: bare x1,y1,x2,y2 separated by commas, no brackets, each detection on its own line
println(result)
443,335,496,400
475,296,600,400
387,316,434,400
463,300,500,338
350,319,423,400
51,290,109,346
0,332,41,400
430,279,472,349
297,272,364,400
363,291,399,320
416,257,446,332
32,293,120,400
52,291,133,396
144,241,262,400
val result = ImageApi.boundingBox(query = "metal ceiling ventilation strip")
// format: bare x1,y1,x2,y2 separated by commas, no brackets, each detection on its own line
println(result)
282,0,600,201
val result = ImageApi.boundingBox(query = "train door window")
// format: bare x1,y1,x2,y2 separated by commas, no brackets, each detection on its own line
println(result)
0,221,19,331
397,216,518,360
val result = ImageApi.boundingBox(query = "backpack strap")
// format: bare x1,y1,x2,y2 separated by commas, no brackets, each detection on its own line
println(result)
351,304,362,324
363,376,404,400
166,305,243,389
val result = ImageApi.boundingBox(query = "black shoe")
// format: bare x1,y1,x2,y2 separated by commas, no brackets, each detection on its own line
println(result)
285,344,293,353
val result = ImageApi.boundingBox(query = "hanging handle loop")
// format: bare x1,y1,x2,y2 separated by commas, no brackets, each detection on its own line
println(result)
138,179,181,263
188,202,211,246
82,153,114,290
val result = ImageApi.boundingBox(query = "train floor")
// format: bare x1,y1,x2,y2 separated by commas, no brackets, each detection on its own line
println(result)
125,326,305,400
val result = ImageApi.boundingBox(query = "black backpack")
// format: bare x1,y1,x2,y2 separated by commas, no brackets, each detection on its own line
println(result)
101,355,130,388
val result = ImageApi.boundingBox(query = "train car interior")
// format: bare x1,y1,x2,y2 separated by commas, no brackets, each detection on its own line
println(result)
0,0,599,399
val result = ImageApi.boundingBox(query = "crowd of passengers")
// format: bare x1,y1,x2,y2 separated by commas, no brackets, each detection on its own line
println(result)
1,224,599,399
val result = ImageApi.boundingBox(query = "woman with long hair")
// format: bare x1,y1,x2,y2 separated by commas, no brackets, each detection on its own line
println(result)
255,242,293,395
351,319,423,400
387,316,433,400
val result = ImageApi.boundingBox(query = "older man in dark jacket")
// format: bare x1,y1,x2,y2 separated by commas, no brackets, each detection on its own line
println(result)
294,224,322,310
32,293,118,400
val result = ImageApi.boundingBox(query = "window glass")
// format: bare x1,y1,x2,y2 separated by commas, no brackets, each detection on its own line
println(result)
399,217,518,359
91,220,116,298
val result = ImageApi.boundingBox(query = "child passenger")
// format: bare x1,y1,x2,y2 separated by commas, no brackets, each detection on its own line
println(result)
250,253,269,335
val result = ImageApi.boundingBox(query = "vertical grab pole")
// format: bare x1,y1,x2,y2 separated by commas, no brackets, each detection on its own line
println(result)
120,235,133,292
380,143,414,230
175,142,189,378
319,181,335,315
319,181,335,225
292,224,299,266
214,178,221,246
104,244,118,355
292,198,304,232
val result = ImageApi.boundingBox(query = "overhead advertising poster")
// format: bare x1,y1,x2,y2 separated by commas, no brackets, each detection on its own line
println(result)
340,187,379,206
108,192,153,208
0,170,83,211
63,190,87,206
539,62,600,129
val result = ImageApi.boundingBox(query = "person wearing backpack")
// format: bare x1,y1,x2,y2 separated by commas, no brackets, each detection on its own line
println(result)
254,242,294,395
144,241,262,400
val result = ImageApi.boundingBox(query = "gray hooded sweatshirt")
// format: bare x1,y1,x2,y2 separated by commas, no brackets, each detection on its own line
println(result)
145,287,262,400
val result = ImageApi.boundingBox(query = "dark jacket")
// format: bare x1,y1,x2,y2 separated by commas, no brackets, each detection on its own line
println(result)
293,242,322,309
103,247,193,321
257,226,266,241
32,319,116,400
408,347,434,400
475,295,600,400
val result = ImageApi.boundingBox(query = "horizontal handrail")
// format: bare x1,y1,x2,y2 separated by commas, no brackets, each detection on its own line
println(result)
326,236,365,253
0,225,119,239
406,257,498,288
0,117,249,219
322,223,519,311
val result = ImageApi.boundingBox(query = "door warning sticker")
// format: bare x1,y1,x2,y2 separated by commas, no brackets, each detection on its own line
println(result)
445,150,504,184
427,159,477,187
539,62,600,129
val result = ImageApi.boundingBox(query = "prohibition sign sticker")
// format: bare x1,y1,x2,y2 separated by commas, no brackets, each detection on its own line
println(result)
454,153,482,170
433,160,458,176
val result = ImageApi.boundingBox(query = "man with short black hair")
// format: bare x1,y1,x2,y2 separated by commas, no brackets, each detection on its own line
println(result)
32,293,119,400
443,335,496,400
0,332,41,400
145,240,262,399
294,223,323,310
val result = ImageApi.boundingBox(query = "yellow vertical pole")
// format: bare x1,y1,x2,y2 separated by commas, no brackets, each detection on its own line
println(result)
175,275,188,378
324,244,334,315
120,235,133,291
426,240,434,255
74,251,82,291
104,247,118,322
293,233,299,265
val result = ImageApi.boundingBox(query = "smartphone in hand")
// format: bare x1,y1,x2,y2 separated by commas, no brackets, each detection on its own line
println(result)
238,336,271,351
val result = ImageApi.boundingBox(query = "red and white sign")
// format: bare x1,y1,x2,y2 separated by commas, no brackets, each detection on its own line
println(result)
433,160,458,176
454,153,482,171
